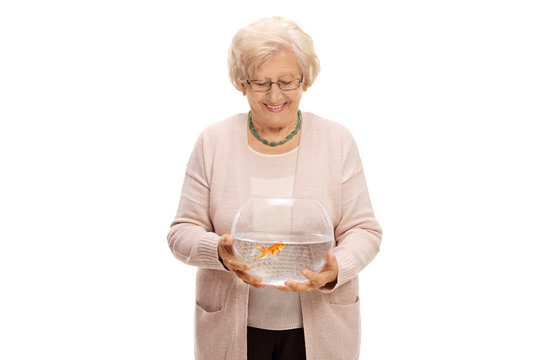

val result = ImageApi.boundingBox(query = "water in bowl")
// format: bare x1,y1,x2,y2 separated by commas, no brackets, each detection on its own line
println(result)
233,232,333,286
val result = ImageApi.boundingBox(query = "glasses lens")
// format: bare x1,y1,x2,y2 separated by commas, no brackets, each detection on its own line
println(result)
248,78,301,92
250,81,270,92
279,79,300,91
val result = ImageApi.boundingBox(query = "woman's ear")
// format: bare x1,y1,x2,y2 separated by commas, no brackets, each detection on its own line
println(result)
241,83,247,95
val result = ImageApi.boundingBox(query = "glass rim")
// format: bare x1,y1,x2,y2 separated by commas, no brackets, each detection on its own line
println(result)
246,75,303,92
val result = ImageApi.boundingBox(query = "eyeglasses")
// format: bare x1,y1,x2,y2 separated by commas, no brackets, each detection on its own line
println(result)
246,75,303,92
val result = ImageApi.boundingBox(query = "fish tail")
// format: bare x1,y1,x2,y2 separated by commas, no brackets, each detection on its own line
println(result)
257,246,267,260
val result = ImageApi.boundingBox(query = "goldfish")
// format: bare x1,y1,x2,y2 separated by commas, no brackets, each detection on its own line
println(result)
256,243,284,260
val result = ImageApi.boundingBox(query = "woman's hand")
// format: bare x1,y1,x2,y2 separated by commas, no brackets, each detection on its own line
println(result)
274,253,338,292
217,234,266,288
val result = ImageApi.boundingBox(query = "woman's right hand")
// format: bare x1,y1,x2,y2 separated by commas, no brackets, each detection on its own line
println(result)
218,234,266,288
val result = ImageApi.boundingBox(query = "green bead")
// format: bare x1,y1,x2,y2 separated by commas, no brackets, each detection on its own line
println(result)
249,110,302,147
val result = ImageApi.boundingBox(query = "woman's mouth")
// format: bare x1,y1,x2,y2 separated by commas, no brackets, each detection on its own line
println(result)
265,103,286,112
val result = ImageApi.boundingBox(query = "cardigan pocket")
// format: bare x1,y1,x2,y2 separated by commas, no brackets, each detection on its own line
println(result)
194,269,238,360
195,269,234,313
328,276,358,306
328,296,360,360
194,303,230,359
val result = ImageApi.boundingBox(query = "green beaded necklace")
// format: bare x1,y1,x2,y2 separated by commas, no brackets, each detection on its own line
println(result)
249,110,302,146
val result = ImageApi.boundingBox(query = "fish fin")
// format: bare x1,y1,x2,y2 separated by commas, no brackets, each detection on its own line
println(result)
257,246,267,260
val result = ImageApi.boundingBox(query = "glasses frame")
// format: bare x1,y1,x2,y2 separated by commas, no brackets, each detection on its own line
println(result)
246,74,304,92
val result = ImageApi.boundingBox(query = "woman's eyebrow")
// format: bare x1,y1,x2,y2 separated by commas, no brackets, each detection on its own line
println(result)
253,73,299,80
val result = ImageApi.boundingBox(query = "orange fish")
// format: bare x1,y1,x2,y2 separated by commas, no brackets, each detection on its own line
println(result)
257,243,284,260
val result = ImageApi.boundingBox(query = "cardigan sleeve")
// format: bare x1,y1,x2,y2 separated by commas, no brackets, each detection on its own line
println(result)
167,132,225,270
325,129,382,291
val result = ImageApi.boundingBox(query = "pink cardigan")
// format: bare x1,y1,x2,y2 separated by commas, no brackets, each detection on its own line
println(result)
168,112,382,360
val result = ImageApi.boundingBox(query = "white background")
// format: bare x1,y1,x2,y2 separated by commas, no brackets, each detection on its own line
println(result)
1,0,539,359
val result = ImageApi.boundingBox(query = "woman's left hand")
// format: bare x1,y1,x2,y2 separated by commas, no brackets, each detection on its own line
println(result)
274,253,338,292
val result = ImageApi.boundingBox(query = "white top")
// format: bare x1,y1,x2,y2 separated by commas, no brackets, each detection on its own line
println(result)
247,145,303,330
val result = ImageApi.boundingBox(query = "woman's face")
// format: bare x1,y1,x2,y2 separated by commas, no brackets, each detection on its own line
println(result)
244,50,305,130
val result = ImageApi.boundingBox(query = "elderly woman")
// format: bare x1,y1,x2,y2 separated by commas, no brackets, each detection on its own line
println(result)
168,16,382,360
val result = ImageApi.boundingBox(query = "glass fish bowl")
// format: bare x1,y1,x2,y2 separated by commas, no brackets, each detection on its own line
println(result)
231,197,335,286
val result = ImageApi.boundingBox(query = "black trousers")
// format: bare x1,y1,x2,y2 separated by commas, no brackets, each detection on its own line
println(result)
247,326,306,360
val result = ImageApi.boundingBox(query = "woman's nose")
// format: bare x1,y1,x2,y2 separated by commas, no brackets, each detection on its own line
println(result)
266,84,283,102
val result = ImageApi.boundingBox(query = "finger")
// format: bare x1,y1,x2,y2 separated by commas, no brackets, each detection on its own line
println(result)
327,252,338,268
219,234,234,247
218,235,234,262
223,257,251,271
249,282,266,289
273,282,300,292
287,280,315,291
275,280,314,292
234,270,265,288
301,270,326,289
320,253,337,272
274,269,327,292
274,284,297,292
235,270,261,284
240,279,264,288
223,234,234,246
218,234,234,248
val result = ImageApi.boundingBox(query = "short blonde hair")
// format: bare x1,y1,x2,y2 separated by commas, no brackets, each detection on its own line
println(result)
228,16,320,92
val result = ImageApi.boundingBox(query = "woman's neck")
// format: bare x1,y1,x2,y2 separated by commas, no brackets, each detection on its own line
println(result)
247,114,301,155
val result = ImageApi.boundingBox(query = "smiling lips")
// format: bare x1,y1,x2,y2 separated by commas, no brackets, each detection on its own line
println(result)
265,103,286,112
